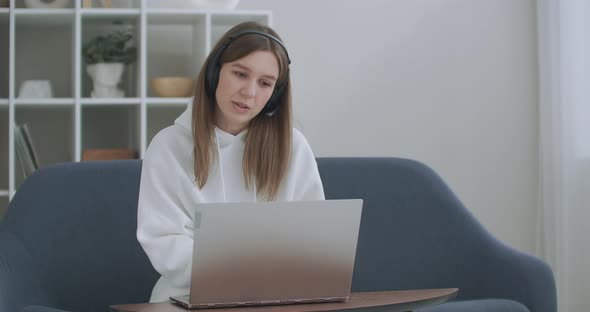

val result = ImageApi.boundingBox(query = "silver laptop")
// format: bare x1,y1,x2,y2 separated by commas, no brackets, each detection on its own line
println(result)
170,199,363,309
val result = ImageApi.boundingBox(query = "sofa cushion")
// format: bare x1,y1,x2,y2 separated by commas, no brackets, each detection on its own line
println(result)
418,299,529,312
22,305,71,312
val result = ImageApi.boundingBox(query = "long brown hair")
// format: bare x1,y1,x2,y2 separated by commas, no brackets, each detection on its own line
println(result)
192,22,292,201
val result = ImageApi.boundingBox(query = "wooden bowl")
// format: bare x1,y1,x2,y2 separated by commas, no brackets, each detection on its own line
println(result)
150,77,195,97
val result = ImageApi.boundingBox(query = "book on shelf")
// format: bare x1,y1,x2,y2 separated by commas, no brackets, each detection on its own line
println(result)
82,148,137,161
14,123,40,180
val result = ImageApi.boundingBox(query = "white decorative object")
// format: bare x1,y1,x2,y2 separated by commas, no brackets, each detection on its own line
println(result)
192,0,240,10
24,0,69,9
18,80,54,98
149,0,239,10
87,63,125,98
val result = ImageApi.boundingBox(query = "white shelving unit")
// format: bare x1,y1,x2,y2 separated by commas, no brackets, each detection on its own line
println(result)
0,0,271,214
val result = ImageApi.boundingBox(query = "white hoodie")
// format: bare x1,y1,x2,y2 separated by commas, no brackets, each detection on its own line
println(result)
136,104,325,302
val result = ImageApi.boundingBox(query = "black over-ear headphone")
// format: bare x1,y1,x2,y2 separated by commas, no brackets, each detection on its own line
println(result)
205,28,292,117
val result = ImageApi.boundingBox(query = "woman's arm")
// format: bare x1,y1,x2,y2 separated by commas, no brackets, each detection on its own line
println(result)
136,130,194,293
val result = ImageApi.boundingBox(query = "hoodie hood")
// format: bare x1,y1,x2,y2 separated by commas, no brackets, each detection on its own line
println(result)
174,102,193,131
174,101,248,148
174,101,252,203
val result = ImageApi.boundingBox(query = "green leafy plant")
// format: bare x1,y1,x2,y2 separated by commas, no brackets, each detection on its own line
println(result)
83,29,137,65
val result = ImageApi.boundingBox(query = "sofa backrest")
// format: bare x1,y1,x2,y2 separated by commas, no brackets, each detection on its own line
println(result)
1,157,500,312
316,157,496,293
1,160,158,312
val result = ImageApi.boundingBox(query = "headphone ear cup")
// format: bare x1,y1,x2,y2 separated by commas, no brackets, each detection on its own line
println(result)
262,82,286,116
205,61,221,100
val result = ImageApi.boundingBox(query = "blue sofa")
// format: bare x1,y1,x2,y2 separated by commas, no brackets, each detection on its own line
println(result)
0,158,556,312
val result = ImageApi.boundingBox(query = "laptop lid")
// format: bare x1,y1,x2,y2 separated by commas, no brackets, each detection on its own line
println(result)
188,199,363,307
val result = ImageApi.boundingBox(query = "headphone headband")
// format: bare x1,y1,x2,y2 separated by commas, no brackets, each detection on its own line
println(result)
222,29,291,65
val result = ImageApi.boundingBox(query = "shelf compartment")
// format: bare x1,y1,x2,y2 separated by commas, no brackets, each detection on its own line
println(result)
81,105,140,155
80,98,141,106
146,12,206,97
0,14,7,98
14,0,75,9
210,13,270,46
14,9,76,25
81,16,141,99
0,107,7,191
147,104,186,146
81,8,140,16
14,105,75,188
80,9,140,20
81,0,141,9
145,8,208,18
15,98,75,106
146,97,192,107
14,14,75,99
0,195,7,221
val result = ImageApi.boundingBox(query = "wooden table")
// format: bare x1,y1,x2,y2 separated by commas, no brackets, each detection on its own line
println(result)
110,288,458,312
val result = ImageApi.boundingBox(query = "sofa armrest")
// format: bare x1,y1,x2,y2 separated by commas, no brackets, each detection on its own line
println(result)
473,239,557,312
0,231,49,312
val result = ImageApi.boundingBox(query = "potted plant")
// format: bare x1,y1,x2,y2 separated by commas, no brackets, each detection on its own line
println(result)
83,28,137,98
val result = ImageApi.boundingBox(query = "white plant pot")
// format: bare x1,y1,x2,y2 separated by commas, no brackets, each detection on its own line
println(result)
87,63,125,98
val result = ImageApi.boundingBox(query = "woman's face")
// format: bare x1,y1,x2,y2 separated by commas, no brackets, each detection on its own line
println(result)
214,50,279,135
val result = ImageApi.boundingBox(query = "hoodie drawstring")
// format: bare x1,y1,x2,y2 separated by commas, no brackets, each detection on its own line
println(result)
214,130,228,202
215,129,257,203
253,183,257,202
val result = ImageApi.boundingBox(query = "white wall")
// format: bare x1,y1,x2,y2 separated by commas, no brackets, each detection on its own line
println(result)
237,0,539,255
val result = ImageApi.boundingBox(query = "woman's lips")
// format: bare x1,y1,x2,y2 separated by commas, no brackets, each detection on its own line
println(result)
233,101,250,112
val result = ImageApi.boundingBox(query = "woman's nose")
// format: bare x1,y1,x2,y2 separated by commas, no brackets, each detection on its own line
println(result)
240,80,256,97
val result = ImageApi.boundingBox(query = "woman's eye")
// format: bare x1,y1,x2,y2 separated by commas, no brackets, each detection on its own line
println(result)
233,71,247,78
260,80,272,88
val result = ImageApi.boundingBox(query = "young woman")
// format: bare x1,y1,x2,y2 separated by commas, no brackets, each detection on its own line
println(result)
137,22,325,302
